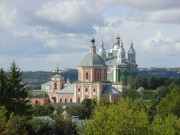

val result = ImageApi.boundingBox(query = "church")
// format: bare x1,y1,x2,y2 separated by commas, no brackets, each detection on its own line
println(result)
98,34,138,91
41,34,138,104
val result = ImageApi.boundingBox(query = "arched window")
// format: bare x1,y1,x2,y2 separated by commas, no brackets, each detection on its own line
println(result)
65,98,67,103
93,89,96,92
35,100,38,104
54,83,57,90
60,98,62,103
70,98,72,103
85,88,88,92
86,72,88,79
78,98,80,103
78,88,80,92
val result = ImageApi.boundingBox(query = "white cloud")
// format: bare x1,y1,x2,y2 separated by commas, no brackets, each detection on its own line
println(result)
142,31,180,57
148,9,180,24
35,0,104,32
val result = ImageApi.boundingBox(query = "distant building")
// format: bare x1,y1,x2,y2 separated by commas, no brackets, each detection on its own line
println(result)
98,34,138,91
41,81,51,93
47,38,122,104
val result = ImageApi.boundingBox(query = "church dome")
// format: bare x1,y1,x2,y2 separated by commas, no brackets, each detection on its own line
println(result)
128,42,135,54
98,48,106,53
52,74,64,79
128,48,135,54
113,45,119,52
118,46,125,54
79,53,107,67
98,41,106,54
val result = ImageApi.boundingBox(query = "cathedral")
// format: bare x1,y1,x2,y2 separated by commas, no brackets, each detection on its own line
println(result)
41,34,137,104
98,34,138,91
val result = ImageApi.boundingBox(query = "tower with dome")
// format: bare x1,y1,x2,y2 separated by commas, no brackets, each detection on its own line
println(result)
98,34,138,91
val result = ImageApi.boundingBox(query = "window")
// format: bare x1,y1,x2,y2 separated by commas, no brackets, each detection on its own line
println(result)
54,83,57,90
86,72,88,79
60,98,62,103
70,98,72,103
93,89,96,92
78,98,80,103
85,88,88,92
78,88,80,92
65,98,67,103
35,100,38,104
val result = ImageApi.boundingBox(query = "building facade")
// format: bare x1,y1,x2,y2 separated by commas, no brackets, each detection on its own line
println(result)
98,34,138,91
46,38,121,104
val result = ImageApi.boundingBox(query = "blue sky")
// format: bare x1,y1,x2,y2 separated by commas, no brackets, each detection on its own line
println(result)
0,0,180,71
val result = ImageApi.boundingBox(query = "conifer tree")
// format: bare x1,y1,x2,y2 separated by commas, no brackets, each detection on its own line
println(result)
0,68,9,106
7,61,31,115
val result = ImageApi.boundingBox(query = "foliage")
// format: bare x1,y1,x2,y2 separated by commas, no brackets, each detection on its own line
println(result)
0,106,28,135
84,98,149,135
0,69,9,106
67,98,96,119
52,116,77,135
150,114,180,135
28,118,54,135
122,89,141,100
32,104,54,116
0,62,31,116
157,86,180,118
131,77,180,90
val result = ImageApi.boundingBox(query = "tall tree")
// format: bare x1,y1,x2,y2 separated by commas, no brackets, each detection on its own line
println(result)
0,68,9,106
7,62,31,115
85,98,149,135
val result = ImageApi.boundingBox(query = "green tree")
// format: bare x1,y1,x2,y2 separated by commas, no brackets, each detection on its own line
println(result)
150,114,180,135
84,98,149,135
122,89,141,100
157,86,180,118
7,62,31,115
28,118,54,135
0,106,28,135
67,98,97,119
0,68,9,106
32,104,54,116
52,116,77,135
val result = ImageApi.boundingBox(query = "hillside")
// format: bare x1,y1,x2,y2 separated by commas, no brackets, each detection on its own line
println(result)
22,69,78,90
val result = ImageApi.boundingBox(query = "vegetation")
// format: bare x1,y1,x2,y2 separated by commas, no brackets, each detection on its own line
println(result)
67,98,96,119
0,63,180,134
0,62,31,116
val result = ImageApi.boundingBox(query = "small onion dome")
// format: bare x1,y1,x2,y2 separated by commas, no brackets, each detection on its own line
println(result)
118,42,125,54
109,42,114,53
98,41,106,54
118,47,125,53
113,44,119,52
128,42,135,54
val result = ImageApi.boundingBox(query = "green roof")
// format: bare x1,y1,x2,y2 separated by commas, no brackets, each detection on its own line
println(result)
79,53,107,67
52,74,63,78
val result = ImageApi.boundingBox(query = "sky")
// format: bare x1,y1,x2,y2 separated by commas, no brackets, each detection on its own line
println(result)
0,0,180,71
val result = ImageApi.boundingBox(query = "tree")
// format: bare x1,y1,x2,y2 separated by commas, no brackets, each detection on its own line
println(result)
32,104,54,116
122,89,141,100
67,98,97,119
84,98,149,135
52,116,77,135
0,68,9,106
157,86,180,118
7,62,31,115
150,114,180,135
0,106,28,135
81,98,96,119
